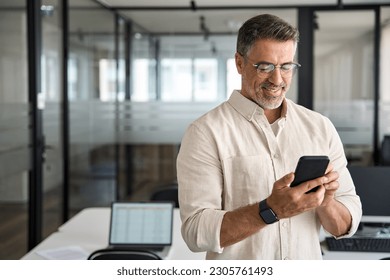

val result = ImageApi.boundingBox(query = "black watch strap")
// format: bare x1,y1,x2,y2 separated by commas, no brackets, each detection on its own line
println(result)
259,199,279,224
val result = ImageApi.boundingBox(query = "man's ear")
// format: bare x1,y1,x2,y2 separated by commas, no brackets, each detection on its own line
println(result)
235,52,244,74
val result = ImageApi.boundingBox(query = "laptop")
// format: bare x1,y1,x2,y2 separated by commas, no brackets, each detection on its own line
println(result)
108,201,174,254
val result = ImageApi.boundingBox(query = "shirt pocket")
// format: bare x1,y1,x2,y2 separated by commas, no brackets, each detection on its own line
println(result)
222,155,274,210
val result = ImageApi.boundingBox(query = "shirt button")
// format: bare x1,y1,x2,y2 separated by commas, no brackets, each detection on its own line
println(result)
273,154,279,159
282,222,288,228
284,257,290,260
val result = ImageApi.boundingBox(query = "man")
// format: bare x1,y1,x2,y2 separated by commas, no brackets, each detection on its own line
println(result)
177,14,362,259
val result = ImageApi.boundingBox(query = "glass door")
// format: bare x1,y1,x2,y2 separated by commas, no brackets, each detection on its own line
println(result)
313,9,375,166
0,0,65,259
41,0,64,239
0,0,30,259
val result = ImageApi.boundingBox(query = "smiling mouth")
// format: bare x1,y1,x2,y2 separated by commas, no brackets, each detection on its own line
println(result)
260,82,285,93
263,87,281,93
261,85,284,95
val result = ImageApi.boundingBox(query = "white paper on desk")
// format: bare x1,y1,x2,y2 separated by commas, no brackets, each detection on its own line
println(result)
36,246,89,260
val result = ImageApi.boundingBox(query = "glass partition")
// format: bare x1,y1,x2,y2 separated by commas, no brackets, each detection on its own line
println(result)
314,10,375,165
132,30,157,101
68,2,117,215
0,0,29,259
41,0,64,239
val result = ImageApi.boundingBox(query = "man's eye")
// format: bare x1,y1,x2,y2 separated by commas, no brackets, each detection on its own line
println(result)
257,64,273,72
281,64,294,71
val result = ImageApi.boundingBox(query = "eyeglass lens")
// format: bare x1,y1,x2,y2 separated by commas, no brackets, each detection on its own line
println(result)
255,63,299,76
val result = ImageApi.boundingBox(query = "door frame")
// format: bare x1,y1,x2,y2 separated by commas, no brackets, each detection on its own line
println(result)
27,0,44,249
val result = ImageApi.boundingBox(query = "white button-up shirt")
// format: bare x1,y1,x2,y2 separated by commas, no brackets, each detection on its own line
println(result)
177,90,362,260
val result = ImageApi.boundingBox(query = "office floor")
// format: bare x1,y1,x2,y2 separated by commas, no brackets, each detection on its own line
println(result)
0,202,28,260
0,190,62,260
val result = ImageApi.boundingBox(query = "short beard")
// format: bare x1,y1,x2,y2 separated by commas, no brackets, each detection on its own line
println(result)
254,82,287,110
256,95,284,110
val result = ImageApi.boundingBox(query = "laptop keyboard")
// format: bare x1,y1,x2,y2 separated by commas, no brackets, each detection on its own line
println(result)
325,237,390,253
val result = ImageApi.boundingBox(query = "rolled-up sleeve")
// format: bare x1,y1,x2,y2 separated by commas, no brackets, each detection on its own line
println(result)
177,123,226,253
334,166,363,238
326,117,363,238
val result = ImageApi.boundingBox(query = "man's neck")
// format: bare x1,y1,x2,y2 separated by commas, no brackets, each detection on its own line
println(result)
264,98,287,124
264,107,282,124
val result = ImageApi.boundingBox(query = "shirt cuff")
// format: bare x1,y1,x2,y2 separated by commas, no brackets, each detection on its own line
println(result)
197,209,227,253
334,196,362,239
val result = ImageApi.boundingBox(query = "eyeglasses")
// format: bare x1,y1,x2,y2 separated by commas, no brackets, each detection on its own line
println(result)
252,62,301,77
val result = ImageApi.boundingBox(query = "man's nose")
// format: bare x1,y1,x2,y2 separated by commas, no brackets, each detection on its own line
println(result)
268,68,284,85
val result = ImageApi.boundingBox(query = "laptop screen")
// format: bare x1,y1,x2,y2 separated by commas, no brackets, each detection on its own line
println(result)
109,202,174,247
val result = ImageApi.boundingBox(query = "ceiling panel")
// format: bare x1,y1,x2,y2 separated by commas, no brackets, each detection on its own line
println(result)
120,9,297,34
72,1,390,59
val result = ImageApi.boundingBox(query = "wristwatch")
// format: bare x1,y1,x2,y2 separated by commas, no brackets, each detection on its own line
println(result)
259,199,279,224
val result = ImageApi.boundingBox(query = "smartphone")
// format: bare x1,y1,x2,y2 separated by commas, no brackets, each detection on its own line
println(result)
290,155,330,192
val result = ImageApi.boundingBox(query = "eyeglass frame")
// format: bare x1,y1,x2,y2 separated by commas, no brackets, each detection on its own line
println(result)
238,52,301,77
252,61,301,77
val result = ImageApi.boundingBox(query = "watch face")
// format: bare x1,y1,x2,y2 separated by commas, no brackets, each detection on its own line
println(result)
261,209,277,224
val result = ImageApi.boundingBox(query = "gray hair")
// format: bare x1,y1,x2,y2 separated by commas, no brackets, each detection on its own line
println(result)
236,14,299,56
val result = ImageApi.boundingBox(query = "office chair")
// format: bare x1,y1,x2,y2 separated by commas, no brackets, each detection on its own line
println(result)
88,248,161,260
150,183,179,208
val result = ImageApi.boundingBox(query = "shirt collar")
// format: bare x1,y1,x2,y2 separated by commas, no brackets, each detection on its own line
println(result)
227,90,288,121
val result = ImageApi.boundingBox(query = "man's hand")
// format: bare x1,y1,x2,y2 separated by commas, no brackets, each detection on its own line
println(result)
266,168,332,220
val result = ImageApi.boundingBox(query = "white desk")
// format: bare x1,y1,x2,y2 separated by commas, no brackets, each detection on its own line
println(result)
22,207,206,260
22,208,390,260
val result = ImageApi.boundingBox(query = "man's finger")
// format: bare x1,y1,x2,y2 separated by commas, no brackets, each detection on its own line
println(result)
275,172,294,189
